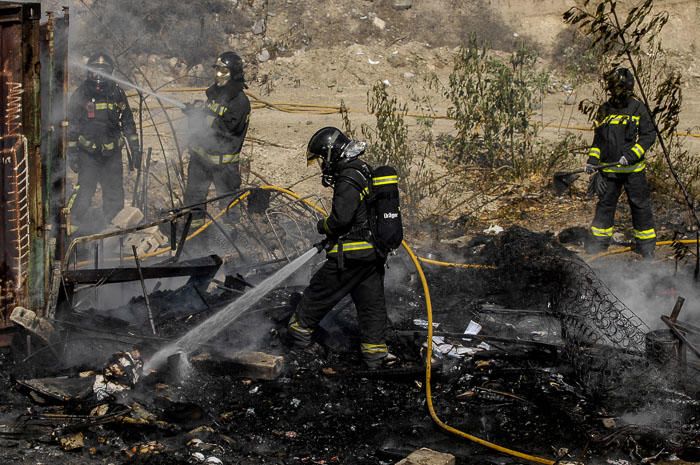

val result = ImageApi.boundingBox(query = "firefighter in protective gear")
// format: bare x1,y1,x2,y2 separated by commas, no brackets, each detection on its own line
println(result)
67,52,141,229
584,67,657,258
287,127,397,369
183,51,251,228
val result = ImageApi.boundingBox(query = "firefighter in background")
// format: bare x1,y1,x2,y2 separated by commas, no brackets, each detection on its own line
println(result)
584,67,657,258
67,52,141,231
287,127,397,369
183,51,251,228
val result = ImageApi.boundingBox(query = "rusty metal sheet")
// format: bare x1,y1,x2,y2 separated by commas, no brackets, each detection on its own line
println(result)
0,2,44,339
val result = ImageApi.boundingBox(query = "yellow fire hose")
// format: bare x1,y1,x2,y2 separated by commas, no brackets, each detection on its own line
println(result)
256,186,557,464
126,87,700,139
588,239,700,262
418,256,497,270
402,242,558,465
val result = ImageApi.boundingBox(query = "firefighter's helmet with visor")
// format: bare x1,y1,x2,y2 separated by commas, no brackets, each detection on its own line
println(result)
306,127,366,186
213,51,244,87
86,52,115,84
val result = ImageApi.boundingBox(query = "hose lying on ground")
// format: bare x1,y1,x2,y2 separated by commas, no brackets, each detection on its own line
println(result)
588,239,700,262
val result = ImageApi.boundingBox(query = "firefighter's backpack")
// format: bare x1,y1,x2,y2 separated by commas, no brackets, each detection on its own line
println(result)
367,165,403,256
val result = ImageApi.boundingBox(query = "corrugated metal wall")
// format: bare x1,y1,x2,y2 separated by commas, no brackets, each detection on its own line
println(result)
0,2,68,344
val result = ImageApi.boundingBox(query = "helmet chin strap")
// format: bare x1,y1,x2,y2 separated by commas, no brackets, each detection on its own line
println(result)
321,146,336,187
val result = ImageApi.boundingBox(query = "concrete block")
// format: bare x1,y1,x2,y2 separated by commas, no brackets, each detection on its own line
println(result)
372,16,386,31
395,448,456,465
111,206,144,229
10,307,55,344
125,226,168,255
192,351,284,380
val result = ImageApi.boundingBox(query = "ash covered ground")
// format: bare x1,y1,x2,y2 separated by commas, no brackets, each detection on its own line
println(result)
2,228,700,465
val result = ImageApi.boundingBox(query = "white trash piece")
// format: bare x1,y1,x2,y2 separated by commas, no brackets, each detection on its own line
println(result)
413,319,439,329
483,224,504,235
464,320,482,336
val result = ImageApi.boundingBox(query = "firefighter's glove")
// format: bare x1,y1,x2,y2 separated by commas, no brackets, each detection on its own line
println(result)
618,155,630,166
316,218,327,236
584,163,597,174
182,100,203,116
313,238,330,253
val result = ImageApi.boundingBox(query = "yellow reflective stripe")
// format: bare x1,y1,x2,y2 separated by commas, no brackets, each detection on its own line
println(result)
591,226,613,237
208,153,240,164
128,134,139,141
327,241,374,253
373,175,398,187
78,135,95,149
67,185,80,210
599,114,640,126
631,143,645,158
94,102,116,110
633,228,656,240
77,136,115,151
289,314,313,335
602,160,646,173
67,141,77,148
359,187,369,201
360,343,388,354
207,101,228,116
588,147,601,159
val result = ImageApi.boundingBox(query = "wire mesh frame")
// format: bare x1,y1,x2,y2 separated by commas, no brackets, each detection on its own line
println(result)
551,258,649,353
264,194,326,263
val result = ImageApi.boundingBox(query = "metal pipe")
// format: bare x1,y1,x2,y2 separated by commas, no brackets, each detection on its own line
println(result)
132,245,157,335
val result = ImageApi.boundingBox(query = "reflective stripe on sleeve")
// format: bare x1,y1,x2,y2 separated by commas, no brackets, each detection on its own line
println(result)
359,186,369,201
588,147,601,159
630,143,645,158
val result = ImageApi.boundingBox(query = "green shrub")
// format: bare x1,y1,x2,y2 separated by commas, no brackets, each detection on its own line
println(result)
439,35,576,181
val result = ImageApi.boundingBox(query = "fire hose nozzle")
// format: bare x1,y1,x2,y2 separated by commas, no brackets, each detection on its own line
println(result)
313,239,331,253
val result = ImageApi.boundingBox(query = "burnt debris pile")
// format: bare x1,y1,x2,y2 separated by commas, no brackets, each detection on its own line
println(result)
1,227,699,464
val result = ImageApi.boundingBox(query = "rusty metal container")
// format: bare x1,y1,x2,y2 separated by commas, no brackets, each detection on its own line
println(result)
645,329,681,364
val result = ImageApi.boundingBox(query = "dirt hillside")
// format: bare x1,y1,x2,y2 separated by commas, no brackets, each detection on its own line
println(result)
55,0,700,238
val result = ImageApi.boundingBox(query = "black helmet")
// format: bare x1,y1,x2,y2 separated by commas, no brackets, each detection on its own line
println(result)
307,127,366,186
213,51,244,87
605,67,634,100
86,52,115,84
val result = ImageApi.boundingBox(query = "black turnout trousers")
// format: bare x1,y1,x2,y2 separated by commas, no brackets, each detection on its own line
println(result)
295,257,388,349
183,153,241,221
591,171,655,249
72,150,124,224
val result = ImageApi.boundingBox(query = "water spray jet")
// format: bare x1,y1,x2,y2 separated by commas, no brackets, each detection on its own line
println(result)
70,60,187,109
145,247,320,372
